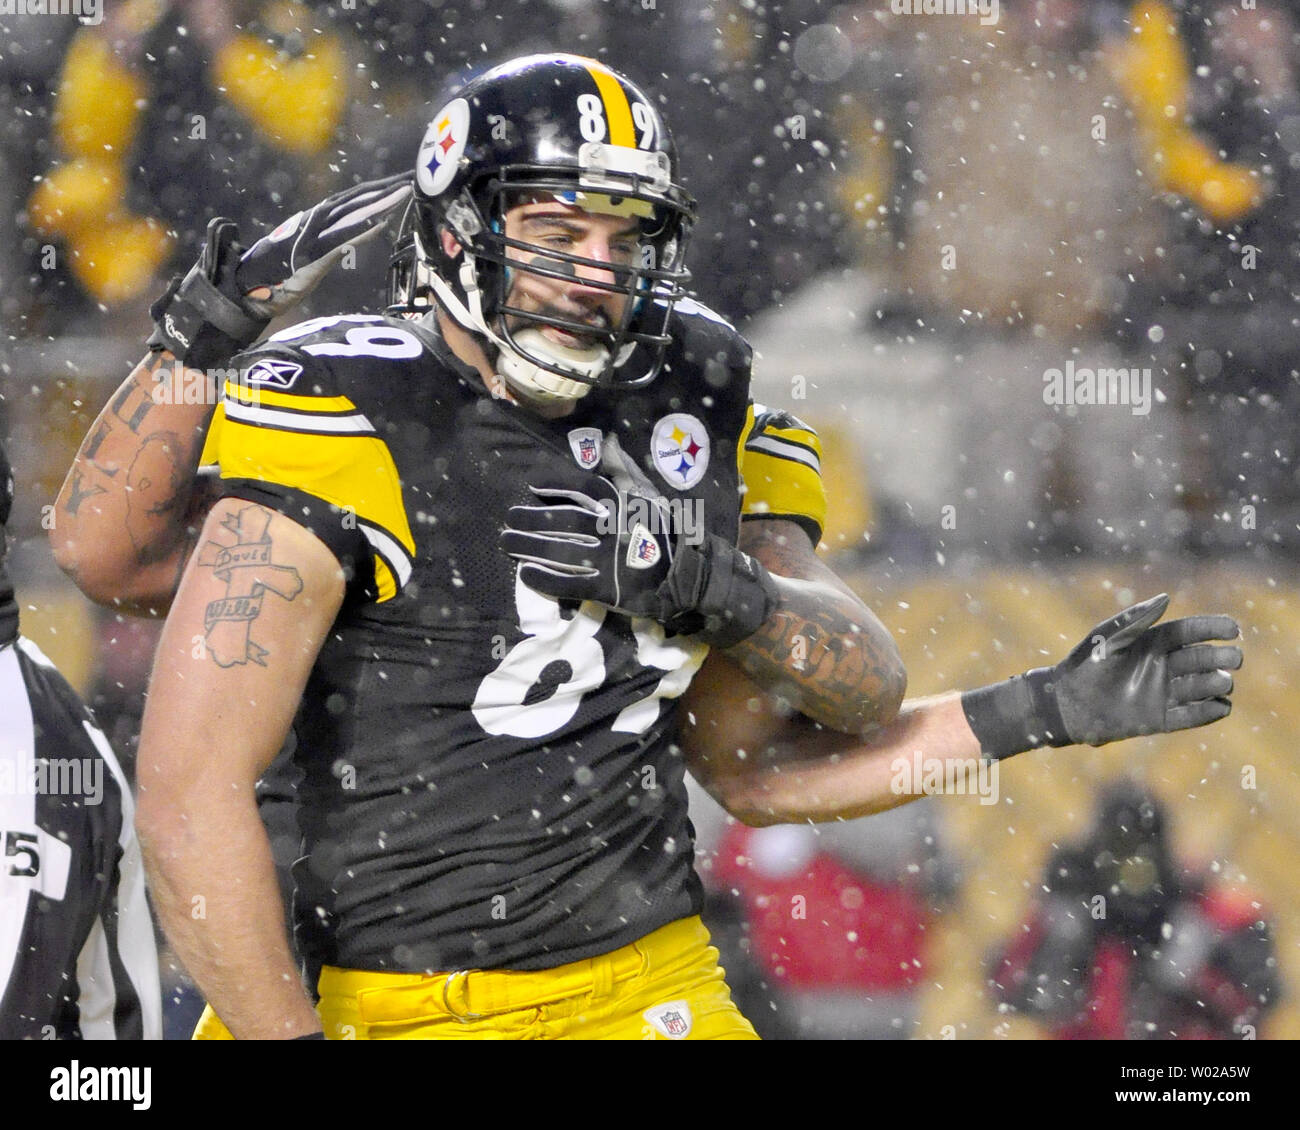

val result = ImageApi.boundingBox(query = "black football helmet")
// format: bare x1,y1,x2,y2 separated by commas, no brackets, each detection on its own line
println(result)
388,54,697,401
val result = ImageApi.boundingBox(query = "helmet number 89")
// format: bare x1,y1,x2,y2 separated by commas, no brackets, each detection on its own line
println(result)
577,93,606,143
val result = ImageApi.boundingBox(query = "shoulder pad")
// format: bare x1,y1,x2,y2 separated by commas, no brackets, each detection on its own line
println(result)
231,314,432,398
264,313,429,359
665,297,753,371
750,403,819,440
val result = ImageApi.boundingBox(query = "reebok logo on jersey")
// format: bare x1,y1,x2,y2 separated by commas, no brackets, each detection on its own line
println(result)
243,358,303,390
626,524,661,569
643,1001,692,1039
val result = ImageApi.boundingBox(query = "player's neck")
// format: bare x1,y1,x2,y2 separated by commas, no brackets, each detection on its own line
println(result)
436,310,577,420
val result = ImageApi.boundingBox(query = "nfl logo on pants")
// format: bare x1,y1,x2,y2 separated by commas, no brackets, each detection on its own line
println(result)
644,1001,693,1040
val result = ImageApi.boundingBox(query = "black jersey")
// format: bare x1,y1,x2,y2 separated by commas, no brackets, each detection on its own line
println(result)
202,300,826,973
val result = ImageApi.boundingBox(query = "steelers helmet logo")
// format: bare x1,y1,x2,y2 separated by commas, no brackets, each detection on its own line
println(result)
416,98,471,197
651,413,710,490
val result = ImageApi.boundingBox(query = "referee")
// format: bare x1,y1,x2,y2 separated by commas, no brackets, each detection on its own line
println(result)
0,442,160,1039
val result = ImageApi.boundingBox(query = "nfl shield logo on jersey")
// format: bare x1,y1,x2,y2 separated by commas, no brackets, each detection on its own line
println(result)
568,427,603,470
644,1001,693,1040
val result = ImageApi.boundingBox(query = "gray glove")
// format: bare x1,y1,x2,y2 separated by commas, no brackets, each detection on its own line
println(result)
500,436,778,647
148,173,412,369
236,172,412,317
962,594,1242,757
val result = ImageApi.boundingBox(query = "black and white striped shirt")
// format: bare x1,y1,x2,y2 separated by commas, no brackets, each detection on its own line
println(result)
0,635,160,1039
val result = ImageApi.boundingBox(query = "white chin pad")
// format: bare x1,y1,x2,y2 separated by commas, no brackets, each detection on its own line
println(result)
496,327,609,402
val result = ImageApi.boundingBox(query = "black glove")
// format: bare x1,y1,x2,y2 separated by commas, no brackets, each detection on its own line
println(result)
962,594,1241,758
148,173,412,370
500,436,778,647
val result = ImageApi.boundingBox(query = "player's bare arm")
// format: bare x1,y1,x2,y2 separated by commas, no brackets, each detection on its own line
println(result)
682,650,974,825
52,352,219,613
134,500,344,1040
682,594,1241,827
726,517,905,733
52,176,411,613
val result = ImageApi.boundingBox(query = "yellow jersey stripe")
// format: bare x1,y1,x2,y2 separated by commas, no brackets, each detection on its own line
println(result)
584,63,636,148
736,402,757,486
753,424,821,450
372,555,396,604
740,448,828,534
216,415,417,557
223,381,356,414
199,403,226,466
746,435,821,475
742,446,825,476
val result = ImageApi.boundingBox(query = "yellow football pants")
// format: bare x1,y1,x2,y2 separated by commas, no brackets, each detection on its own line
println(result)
193,915,758,1040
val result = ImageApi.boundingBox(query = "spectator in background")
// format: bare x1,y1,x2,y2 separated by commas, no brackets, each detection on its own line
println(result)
1111,0,1300,555
748,0,1184,565
0,8,80,336
988,779,1278,1040
27,0,349,316
0,440,160,1039
704,803,958,1039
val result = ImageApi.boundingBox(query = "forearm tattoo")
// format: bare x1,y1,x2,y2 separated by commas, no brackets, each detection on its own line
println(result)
126,432,198,562
728,522,905,731
63,356,209,565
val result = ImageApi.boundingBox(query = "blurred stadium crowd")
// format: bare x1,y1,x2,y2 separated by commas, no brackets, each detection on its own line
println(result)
0,0,1296,1038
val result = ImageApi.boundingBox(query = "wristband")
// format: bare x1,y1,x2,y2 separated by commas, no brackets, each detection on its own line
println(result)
960,666,1072,760
147,264,269,371
665,535,779,649
292,1032,326,1040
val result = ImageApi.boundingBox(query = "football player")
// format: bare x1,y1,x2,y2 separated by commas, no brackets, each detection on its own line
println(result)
54,55,1240,1040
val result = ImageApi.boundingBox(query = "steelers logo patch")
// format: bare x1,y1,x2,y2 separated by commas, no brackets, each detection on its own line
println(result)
416,98,470,197
651,413,709,490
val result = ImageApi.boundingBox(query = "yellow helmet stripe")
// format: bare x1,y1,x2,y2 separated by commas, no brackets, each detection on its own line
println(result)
582,61,636,148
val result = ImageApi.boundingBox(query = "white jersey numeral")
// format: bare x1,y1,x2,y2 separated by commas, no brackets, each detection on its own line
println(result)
303,326,423,360
473,576,607,738
269,316,423,360
472,576,708,740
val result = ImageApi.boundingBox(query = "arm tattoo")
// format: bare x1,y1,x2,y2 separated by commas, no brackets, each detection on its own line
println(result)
111,374,156,433
195,506,303,667
64,470,107,516
126,432,201,563
82,423,116,474
727,519,906,731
